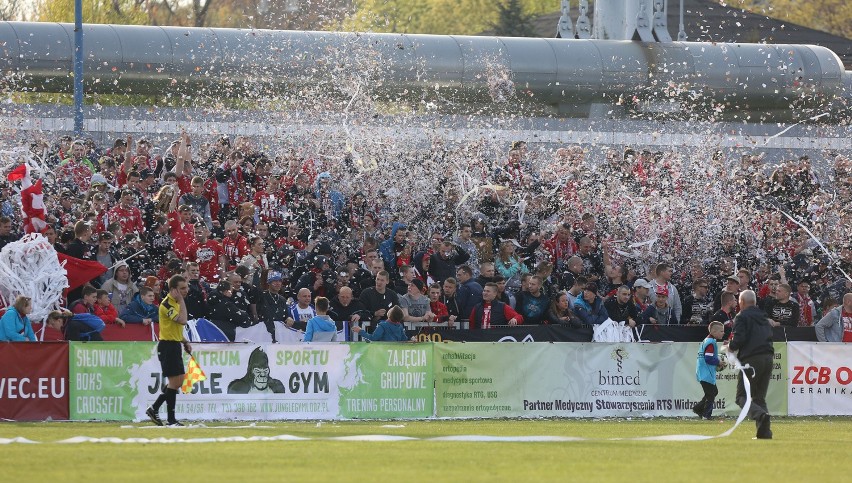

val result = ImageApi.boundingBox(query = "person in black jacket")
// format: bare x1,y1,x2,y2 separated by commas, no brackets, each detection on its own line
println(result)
604,285,639,327
206,281,252,341
183,262,209,319
728,289,774,439
428,241,470,284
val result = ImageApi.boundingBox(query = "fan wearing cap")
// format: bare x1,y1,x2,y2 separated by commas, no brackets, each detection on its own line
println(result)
573,282,609,325
631,278,652,313
641,283,678,325
257,270,294,342
648,263,683,323
108,188,145,236
399,279,435,326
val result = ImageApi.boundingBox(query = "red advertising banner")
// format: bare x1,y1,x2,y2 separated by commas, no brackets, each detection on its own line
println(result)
0,343,69,420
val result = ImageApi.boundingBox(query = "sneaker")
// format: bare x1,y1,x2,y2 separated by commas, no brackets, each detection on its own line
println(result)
692,404,703,417
756,413,773,439
146,407,163,426
166,420,184,427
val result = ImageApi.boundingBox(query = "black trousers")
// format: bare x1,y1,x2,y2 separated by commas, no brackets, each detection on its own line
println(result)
694,381,719,417
736,353,774,422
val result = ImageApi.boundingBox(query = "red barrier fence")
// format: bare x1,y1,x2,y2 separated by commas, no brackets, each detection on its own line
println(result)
35,322,158,342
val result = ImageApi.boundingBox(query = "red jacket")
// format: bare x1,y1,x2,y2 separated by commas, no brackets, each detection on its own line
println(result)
94,303,120,324
430,300,449,322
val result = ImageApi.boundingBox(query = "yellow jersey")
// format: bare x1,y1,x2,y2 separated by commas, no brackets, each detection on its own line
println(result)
158,294,184,342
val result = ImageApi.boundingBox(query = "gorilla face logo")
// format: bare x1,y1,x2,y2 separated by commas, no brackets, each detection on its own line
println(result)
252,366,270,390
228,347,285,394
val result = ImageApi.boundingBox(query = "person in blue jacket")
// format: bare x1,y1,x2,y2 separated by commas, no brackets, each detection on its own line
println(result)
352,305,410,341
0,295,37,342
692,321,726,419
573,283,609,325
120,286,160,325
304,297,338,342
378,222,407,271
315,172,345,221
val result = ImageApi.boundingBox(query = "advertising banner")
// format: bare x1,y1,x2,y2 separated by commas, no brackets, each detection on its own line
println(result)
70,342,432,421
435,342,786,418
788,342,852,415
0,342,69,420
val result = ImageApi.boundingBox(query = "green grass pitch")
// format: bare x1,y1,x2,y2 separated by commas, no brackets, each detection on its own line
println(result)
1,418,848,482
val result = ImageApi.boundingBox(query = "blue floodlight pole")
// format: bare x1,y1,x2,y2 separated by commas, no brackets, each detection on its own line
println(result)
73,0,84,136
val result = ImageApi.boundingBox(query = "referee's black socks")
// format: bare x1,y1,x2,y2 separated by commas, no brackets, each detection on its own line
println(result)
165,387,178,422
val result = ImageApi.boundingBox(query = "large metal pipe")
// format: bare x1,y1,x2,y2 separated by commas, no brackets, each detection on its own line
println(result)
1,22,849,116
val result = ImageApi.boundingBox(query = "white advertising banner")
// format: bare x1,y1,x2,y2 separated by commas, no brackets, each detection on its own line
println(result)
788,342,852,415
435,342,787,418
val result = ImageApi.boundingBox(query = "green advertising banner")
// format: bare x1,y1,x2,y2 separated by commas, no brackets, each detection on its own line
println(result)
435,342,787,418
69,342,433,421
339,343,433,419
70,342,157,420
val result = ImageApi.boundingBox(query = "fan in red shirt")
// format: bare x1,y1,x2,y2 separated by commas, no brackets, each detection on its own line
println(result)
842,305,852,343
253,175,288,224
222,219,250,270
427,283,452,324
184,223,226,284
109,189,145,235
168,205,195,259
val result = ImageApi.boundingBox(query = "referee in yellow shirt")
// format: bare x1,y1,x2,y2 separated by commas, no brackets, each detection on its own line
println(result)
146,275,191,427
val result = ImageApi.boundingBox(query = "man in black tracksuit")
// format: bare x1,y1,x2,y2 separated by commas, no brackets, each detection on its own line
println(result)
728,289,774,439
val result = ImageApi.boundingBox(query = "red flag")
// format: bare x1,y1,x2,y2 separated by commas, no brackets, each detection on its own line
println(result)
57,252,108,292
7,164,28,181
8,164,47,233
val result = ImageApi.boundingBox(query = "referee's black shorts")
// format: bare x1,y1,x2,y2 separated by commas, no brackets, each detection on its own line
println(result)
158,340,185,377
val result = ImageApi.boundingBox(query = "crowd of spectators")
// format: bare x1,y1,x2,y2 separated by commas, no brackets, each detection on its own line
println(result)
1,133,850,342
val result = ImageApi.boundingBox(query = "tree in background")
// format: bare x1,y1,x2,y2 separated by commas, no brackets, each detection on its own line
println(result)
34,0,149,24
733,0,851,39
492,0,537,37
0,0,33,21
33,0,353,30
345,0,553,35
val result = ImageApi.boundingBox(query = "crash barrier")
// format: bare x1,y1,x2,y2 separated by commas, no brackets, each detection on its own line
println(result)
1,341,848,421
